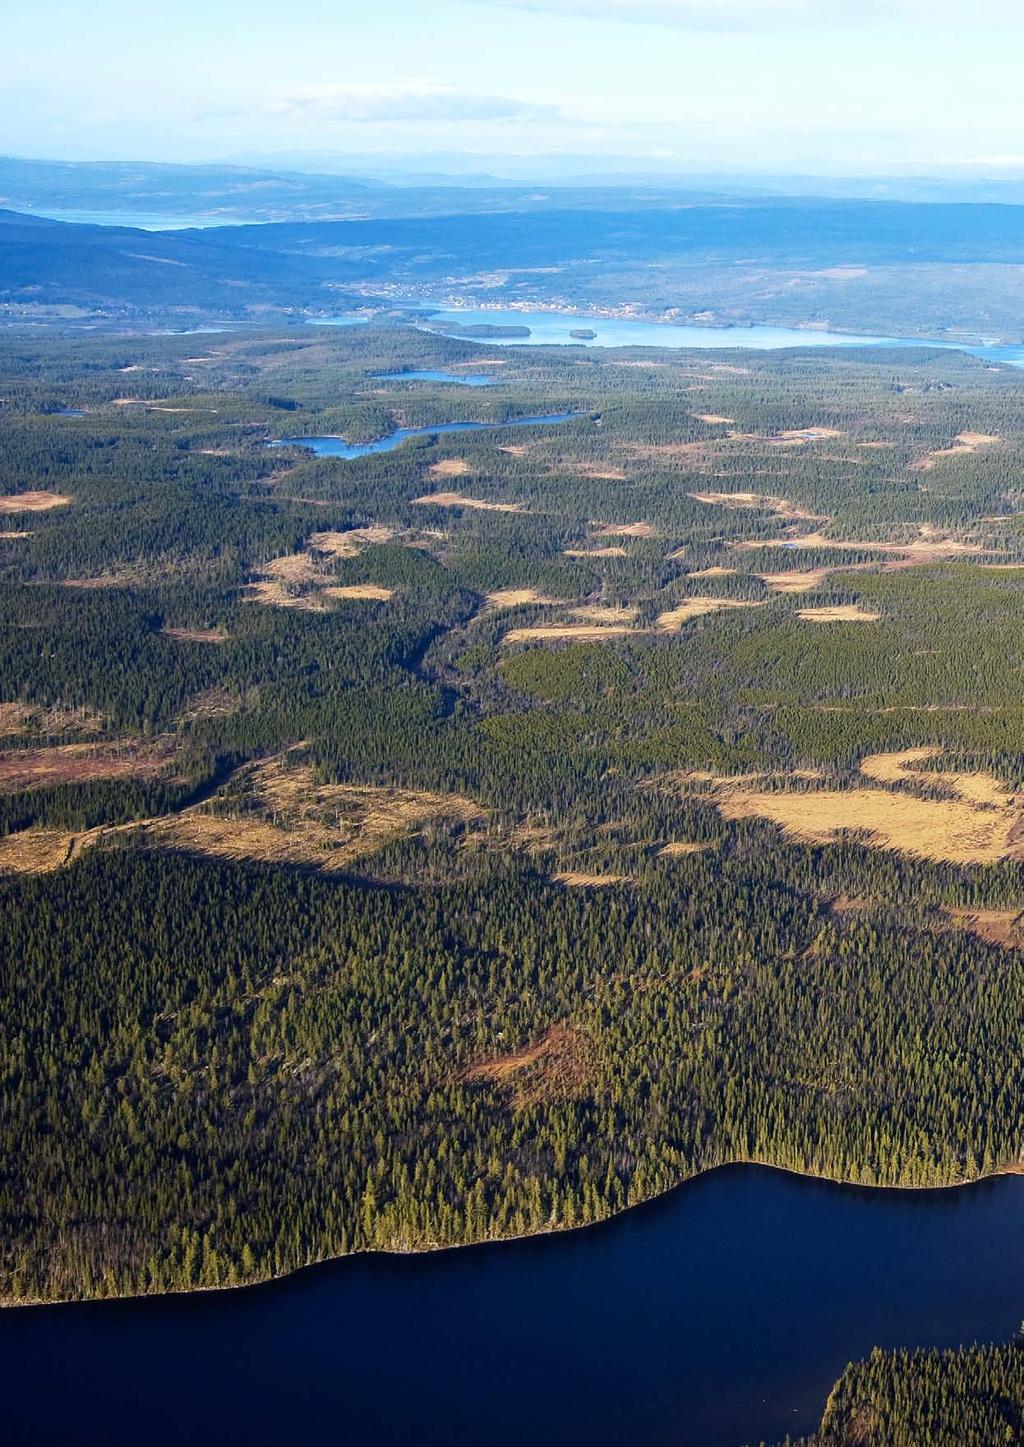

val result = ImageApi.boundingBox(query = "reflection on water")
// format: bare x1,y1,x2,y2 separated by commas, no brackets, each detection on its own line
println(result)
6,1165,1024,1447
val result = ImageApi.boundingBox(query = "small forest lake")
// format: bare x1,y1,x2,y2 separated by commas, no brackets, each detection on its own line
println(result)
272,411,579,459
374,369,496,386
8,1164,1024,1447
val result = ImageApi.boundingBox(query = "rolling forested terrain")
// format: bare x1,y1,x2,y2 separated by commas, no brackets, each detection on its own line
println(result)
9,184,1024,338
5,323,1024,1314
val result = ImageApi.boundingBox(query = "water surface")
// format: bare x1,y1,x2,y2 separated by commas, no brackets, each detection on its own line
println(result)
272,411,579,460
16,208,239,231
374,369,495,387
314,305,1024,365
6,1165,1024,1447
417,307,909,351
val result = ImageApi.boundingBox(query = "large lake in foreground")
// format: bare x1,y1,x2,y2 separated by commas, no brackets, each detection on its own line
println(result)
7,1164,1024,1447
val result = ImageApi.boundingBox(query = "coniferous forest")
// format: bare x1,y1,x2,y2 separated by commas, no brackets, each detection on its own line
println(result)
4,323,1024,1331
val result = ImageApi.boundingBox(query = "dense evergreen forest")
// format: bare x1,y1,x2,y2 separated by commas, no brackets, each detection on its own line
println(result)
4,323,1024,1323
770,1335,1024,1445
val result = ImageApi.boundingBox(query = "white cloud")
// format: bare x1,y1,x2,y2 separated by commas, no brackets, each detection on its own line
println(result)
263,83,559,124
479,0,1019,28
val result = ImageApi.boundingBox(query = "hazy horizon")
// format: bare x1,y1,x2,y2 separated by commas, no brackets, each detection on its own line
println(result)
7,0,1024,177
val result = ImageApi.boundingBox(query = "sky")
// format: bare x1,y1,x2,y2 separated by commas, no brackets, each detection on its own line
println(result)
5,0,1024,177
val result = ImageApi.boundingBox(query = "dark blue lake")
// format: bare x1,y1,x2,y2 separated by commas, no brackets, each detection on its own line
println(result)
6,1164,1024,1447
272,411,579,459
374,369,496,387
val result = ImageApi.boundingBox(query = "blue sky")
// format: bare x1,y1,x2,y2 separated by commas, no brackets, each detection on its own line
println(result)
5,0,1024,175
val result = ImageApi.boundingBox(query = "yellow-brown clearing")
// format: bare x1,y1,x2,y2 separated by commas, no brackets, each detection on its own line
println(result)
656,597,766,632
912,432,1001,471
858,746,1014,806
774,427,845,443
694,414,735,424
144,759,483,873
262,551,319,582
244,580,327,611
759,569,831,594
690,491,825,521
570,604,639,624
659,841,711,856
503,624,639,645
308,526,394,558
592,521,656,538
684,563,737,576
244,548,328,610
426,458,473,478
486,589,565,609
564,546,628,558
796,605,881,622
0,491,72,513
161,625,229,644
412,491,522,512
323,585,394,601
0,757,485,877
0,827,80,875
686,748,1023,865
0,530,31,539
552,871,631,887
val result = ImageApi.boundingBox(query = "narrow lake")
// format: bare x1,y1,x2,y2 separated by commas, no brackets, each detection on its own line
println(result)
14,208,239,230
374,369,496,387
7,1165,1024,1447
272,411,579,459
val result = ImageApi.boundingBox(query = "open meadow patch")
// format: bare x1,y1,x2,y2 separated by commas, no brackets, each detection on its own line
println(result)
413,491,523,512
796,605,881,622
0,491,72,512
681,748,1024,865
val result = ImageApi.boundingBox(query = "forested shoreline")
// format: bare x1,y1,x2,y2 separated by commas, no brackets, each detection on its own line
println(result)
4,325,1024,1316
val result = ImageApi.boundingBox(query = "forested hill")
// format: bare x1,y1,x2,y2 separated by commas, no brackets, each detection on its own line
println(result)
770,1335,1024,1445
223,198,1024,268
9,189,1024,336
0,209,346,315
